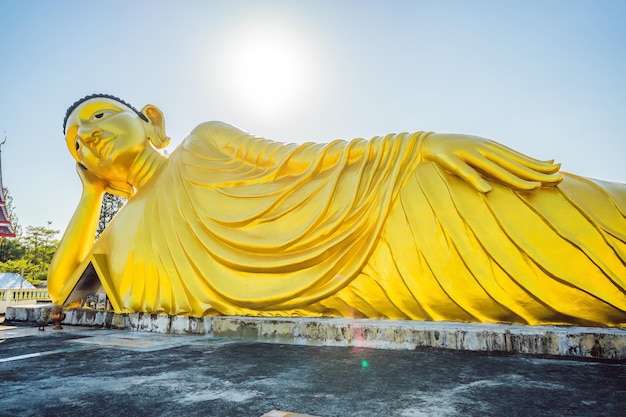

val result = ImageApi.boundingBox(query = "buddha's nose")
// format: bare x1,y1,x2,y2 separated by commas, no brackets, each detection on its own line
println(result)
78,127,103,144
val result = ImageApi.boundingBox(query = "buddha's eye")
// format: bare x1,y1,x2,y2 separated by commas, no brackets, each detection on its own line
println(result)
75,140,80,150
90,110,112,121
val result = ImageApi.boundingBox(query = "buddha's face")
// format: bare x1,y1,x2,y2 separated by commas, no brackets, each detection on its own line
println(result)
65,98,149,184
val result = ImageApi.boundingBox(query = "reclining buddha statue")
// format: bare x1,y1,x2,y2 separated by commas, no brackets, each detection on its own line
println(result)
48,94,626,327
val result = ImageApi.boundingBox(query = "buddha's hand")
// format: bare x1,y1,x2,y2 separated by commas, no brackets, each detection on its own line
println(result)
76,162,106,195
75,163,133,198
421,133,563,193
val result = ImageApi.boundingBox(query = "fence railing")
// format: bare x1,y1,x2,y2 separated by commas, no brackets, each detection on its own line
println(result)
0,289,50,302
0,289,50,314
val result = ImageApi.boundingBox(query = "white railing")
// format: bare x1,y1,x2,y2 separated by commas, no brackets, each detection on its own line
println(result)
0,289,50,314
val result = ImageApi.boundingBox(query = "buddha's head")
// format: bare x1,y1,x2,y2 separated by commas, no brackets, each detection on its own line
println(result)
63,94,170,193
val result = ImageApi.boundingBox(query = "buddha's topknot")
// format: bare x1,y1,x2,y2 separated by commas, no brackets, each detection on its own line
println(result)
63,93,148,134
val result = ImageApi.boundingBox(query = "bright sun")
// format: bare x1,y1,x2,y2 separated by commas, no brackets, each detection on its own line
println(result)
215,21,319,121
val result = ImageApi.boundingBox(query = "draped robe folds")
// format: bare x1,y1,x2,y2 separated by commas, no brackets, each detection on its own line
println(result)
59,122,626,326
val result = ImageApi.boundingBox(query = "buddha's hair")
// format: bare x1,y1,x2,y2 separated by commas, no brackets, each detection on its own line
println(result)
63,93,148,134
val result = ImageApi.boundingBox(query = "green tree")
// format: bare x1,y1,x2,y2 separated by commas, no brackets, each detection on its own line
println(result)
0,237,25,262
2,186,21,236
20,223,59,284
0,189,60,286
0,258,39,285
96,192,125,238
0,187,23,262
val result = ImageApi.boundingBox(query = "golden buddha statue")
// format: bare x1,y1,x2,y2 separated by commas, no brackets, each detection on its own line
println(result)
48,94,626,327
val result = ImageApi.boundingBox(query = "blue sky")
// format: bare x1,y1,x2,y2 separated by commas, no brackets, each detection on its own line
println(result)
0,0,624,234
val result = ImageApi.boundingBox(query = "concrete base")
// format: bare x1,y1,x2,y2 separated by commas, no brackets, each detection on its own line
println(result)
6,304,626,361
261,411,319,417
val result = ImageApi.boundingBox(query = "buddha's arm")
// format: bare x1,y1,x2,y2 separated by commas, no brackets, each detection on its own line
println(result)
193,121,296,158
421,133,563,193
48,164,104,296
195,122,561,192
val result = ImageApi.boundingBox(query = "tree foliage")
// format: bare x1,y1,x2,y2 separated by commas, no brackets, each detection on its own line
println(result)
96,192,125,239
0,258,39,280
0,223,59,286
22,224,59,274
0,236,24,262
2,186,21,236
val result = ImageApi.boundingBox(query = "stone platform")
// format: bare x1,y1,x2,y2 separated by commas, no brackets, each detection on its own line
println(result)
5,304,626,361
3,322,624,416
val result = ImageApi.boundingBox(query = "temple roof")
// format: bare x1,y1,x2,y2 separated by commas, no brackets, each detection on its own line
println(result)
0,272,35,289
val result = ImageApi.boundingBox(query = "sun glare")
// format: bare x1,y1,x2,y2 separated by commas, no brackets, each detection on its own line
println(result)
214,21,320,121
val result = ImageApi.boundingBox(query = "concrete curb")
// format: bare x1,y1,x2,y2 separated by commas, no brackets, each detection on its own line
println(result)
6,304,626,361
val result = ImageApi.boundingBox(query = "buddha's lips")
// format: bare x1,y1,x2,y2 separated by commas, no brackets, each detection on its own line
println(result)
92,136,115,159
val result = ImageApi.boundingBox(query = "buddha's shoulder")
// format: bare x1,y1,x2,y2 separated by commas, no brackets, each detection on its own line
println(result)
180,121,248,149
173,121,248,156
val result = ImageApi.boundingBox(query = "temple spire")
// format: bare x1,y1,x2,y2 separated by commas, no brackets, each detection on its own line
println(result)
0,132,16,239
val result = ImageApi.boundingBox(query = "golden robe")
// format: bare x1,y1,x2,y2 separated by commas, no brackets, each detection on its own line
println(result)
56,122,626,326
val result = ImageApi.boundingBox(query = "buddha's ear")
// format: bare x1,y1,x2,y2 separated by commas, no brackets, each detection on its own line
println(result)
141,104,170,149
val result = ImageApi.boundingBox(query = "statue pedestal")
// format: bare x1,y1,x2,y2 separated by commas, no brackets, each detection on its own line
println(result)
5,305,626,361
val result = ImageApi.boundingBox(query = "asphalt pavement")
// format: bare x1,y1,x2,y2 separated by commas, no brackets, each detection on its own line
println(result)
1,323,625,417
